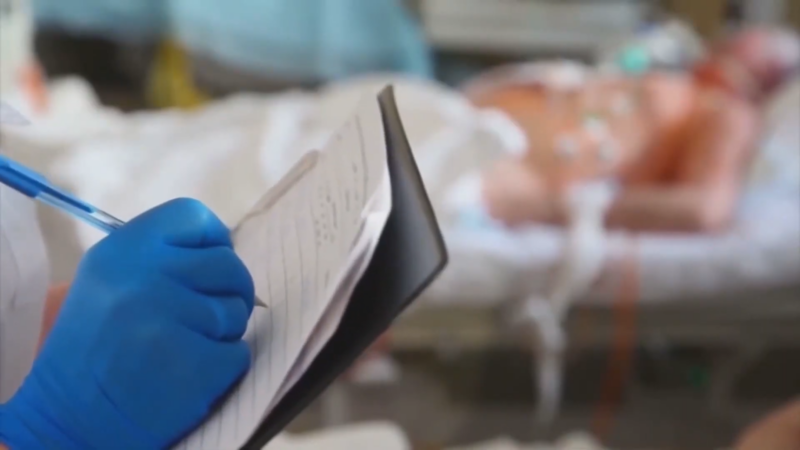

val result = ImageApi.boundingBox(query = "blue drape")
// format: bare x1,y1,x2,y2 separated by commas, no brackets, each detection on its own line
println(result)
33,0,432,80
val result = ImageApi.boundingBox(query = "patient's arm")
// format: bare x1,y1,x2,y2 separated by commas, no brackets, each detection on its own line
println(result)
607,96,758,232
606,186,718,231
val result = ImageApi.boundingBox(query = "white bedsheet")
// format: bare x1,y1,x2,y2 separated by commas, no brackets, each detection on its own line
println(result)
426,187,800,308
3,75,798,307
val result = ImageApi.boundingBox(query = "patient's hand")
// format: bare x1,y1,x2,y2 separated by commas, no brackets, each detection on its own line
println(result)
482,159,563,226
735,399,800,450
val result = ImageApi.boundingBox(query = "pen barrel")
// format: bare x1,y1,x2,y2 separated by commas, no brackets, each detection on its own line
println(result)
37,191,125,234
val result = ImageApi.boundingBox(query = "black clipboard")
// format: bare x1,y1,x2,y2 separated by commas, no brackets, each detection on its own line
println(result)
241,86,448,449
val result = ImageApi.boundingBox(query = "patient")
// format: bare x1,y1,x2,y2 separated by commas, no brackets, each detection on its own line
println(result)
474,27,800,233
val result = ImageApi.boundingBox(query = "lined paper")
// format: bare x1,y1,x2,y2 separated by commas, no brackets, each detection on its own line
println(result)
175,96,392,450
272,210,390,406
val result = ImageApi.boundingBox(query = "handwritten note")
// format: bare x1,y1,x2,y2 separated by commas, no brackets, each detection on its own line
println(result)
175,96,392,450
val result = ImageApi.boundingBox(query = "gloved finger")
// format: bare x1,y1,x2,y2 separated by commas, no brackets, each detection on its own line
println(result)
124,198,232,249
160,246,255,313
156,278,251,341
183,294,250,341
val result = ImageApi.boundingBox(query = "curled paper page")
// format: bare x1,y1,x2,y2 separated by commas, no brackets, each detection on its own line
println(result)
175,93,392,450
0,101,30,126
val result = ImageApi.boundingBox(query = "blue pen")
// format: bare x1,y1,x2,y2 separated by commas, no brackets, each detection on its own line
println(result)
0,154,125,234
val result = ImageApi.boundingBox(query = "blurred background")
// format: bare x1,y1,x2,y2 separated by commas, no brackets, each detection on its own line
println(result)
2,0,800,449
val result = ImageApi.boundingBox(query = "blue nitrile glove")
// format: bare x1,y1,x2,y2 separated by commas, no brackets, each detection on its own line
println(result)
0,198,255,449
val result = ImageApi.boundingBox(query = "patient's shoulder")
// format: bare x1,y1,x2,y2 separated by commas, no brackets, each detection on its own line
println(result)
693,89,759,137
639,73,697,129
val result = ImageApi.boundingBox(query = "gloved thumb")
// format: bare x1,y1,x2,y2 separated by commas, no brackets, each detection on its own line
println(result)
124,198,232,248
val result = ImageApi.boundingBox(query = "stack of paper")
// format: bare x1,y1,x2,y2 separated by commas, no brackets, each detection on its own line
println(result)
175,95,393,449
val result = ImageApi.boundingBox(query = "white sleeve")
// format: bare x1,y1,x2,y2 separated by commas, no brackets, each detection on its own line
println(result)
0,186,49,402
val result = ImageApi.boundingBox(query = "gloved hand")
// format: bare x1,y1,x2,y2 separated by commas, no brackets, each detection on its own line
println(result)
0,198,255,449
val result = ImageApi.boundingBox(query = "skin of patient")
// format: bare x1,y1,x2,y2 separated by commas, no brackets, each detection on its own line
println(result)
476,27,800,232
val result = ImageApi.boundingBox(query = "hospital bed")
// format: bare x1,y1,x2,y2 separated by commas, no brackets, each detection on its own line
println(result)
394,73,800,422
319,72,800,423
3,73,799,427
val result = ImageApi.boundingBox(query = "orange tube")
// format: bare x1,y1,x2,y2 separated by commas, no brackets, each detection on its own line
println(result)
592,238,639,440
